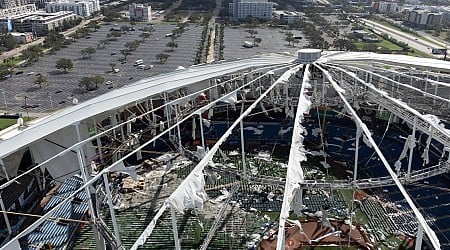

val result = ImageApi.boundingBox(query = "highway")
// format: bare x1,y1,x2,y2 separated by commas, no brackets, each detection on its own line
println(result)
362,19,441,58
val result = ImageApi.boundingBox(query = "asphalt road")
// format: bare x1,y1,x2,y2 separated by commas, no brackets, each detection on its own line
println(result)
362,19,439,58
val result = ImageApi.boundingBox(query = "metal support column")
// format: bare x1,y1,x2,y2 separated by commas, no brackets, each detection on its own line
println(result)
407,117,417,181
354,126,361,182
415,224,423,250
118,113,125,143
170,206,181,250
240,103,246,179
75,124,105,250
175,105,182,151
103,174,122,248
199,114,205,149
0,194,12,235
164,93,171,137
93,117,104,163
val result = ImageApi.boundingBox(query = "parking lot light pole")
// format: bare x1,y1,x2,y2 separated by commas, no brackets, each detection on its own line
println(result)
24,95,29,119
47,92,53,110
0,89,6,109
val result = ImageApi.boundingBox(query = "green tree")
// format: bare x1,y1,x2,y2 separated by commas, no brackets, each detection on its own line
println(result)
107,30,122,40
21,49,40,63
81,47,97,59
34,74,48,88
121,25,130,32
55,58,73,72
166,41,178,52
333,39,356,51
285,32,294,46
120,49,131,60
0,34,17,50
247,29,257,38
156,53,169,63
0,64,12,79
124,40,140,51
91,75,105,89
142,27,153,33
44,31,65,49
79,77,94,92
140,32,150,42
253,37,262,46
87,21,101,31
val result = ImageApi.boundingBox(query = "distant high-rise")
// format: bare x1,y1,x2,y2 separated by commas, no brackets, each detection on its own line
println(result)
404,9,443,28
45,0,98,17
0,0,27,9
229,0,274,20
129,3,151,22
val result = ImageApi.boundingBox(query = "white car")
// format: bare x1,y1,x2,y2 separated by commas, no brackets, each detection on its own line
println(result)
106,80,112,85
27,72,35,75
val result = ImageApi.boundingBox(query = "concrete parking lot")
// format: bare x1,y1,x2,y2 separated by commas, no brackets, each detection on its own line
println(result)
0,22,203,112
219,26,308,60
0,23,309,114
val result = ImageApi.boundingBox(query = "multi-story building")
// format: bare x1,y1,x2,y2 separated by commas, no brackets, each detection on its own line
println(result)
404,9,443,28
0,4,36,18
373,1,399,13
45,0,98,17
0,11,78,35
129,3,151,22
273,10,301,23
0,0,27,9
10,31,32,43
229,0,274,20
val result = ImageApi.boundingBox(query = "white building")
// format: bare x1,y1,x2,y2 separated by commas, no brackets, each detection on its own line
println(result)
0,11,78,35
229,0,275,20
0,4,36,18
273,10,301,23
404,9,443,28
45,0,99,17
129,3,151,22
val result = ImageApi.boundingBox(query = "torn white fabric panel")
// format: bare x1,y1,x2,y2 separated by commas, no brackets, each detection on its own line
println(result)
396,134,414,169
168,169,208,212
221,92,237,105
208,108,214,119
421,134,432,165
109,161,138,180
131,202,168,250
292,188,303,217
277,64,308,250
202,118,211,128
